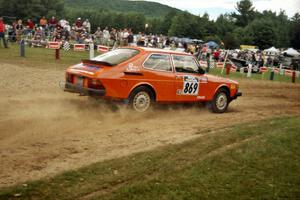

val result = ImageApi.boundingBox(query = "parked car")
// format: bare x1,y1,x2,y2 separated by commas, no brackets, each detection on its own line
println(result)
230,58,261,73
63,47,242,113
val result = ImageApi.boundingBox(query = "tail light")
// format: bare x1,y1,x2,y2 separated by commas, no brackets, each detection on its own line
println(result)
87,78,105,90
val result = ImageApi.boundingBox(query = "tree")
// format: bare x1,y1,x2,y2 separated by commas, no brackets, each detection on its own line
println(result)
231,0,255,27
223,33,240,49
0,0,64,21
290,13,300,49
168,12,214,39
247,19,277,49
160,10,178,35
215,14,236,36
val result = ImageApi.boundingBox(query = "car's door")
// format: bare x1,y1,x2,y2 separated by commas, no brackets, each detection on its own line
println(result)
142,53,177,101
172,54,207,102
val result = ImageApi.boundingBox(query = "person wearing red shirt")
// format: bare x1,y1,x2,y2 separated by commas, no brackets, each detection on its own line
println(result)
27,19,34,29
26,19,35,37
213,49,220,61
0,17,8,48
49,16,57,32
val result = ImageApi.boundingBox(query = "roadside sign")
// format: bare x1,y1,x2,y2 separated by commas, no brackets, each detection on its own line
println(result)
230,64,237,72
48,42,60,49
260,67,268,73
273,68,280,74
97,45,109,52
285,69,294,77
216,62,224,68
74,44,86,51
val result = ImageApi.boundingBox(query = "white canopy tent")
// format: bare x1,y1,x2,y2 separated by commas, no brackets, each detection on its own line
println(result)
265,46,279,53
264,47,279,56
283,48,300,56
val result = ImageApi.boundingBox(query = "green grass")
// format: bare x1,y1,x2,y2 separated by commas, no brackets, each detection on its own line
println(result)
0,43,95,70
0,116,299,200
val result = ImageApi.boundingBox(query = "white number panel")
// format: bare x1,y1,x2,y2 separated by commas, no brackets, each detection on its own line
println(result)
182,76,199,95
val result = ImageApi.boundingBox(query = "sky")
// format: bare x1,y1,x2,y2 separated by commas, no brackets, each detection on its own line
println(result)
142,0,300,20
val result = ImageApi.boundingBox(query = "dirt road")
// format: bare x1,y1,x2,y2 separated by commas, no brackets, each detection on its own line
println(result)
0,63,300,188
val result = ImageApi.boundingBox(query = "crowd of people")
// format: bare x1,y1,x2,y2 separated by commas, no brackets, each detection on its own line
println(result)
1,16,175,49
1,16,213,53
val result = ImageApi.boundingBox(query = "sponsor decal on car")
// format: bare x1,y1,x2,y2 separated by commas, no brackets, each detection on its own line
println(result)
197,96,205,99
126,63,140,72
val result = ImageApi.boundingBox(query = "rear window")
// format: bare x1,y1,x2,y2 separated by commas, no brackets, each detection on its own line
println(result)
92,48,140,66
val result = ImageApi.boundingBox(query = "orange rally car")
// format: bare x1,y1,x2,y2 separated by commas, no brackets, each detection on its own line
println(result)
63,47,242,113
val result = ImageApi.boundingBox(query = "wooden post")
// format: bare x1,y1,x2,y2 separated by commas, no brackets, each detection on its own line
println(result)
89,43,94,60
221,50,228,74
292,70,296,83
55,49,60,60
20,39,25,57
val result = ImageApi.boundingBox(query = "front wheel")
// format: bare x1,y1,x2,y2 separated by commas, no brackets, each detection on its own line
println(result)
210,88,229,113
129,86,154,112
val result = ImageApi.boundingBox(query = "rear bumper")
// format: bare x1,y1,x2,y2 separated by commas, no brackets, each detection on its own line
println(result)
62,81,106,96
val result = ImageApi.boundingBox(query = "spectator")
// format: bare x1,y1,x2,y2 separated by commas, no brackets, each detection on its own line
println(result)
26,19,35,37
75,18,83,31
123,28,129,46
94,27,103,45
56,21,63,30
0,17,8,48
15,19,24,42
118,29,123,46
59,18,68,28
110,28,117,48
61,26,70,41
65,22,71,32
127,30,134,46
48,16,57,32
103,27,110,46
213,49,220,61
136,32,142,46
83,19,91,33
30,27,44,47
54,25,62,41
39,16,47,29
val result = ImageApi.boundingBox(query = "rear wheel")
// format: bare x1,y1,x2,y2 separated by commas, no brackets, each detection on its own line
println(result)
129,86,154,112
210,88,229,113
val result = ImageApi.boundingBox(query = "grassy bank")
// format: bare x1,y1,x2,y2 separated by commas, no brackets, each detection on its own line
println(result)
0,116,299,200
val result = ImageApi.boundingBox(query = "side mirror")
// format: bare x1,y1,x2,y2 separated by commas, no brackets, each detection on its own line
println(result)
198,68,205,75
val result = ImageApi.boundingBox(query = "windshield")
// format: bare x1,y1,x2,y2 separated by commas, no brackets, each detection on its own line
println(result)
92,48,140,66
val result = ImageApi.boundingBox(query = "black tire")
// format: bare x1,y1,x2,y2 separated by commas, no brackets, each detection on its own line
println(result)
210,88,229,113
128,86,154,112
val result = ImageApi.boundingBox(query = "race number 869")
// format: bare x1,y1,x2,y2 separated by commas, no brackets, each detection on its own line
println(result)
182,77,199,95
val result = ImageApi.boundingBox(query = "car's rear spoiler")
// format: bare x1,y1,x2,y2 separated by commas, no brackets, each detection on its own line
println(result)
81,59,114,66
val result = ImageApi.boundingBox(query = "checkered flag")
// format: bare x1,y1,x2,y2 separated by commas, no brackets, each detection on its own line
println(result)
63,41,70,51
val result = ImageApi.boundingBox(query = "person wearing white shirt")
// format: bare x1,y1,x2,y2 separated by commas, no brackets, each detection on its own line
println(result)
83,19,91,33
